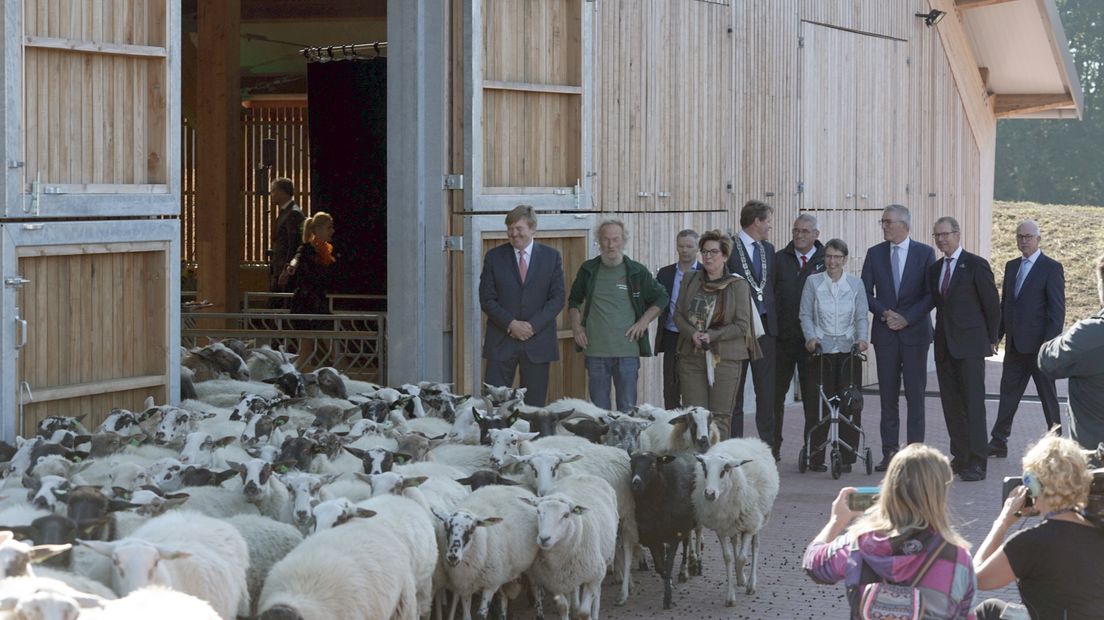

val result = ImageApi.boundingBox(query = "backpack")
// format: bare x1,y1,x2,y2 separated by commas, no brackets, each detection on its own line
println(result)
857,540,948,620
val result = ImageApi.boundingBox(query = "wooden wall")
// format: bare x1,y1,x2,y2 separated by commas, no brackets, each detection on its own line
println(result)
24,0,169,189
446,0,997,404
17,247,170,437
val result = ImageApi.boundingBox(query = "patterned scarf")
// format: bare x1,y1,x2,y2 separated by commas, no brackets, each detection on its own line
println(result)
312,239,336,266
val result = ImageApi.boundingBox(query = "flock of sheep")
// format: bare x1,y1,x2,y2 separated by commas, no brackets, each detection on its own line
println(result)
0,341,780,619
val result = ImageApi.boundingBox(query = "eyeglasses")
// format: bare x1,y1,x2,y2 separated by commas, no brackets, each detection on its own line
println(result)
932,231,958,239
824,254,846,260
700,248,724,257
792,228,814,235
879,219,902,226
1016,234,1039,241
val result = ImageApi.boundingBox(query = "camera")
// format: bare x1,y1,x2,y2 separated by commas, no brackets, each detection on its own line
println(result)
847,486,879,512
1002,476,1036,513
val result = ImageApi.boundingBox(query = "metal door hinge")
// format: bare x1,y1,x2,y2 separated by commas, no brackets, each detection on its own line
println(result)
442,174,464,190
797,181,804,194
5,276,30,288
442,236,464,252
7,160,23,169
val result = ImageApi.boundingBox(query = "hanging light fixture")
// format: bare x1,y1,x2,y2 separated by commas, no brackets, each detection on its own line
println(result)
915,9,946,27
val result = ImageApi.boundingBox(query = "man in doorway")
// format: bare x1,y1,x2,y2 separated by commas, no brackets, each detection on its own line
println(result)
1039,253,1104,450
727,200,778,453
269,177,305,298
989,220,1065,456
774,213,825,467
479,205,565,406
929,216,1000,482
569,219,668,412
861,204,936,472
655,229,700,409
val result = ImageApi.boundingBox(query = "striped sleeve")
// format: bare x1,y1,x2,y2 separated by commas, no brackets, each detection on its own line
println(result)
803,534,853,585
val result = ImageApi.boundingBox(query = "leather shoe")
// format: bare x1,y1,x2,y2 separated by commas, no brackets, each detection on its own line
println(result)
987,442,1008,458
874,454,895,472
959,467,986,482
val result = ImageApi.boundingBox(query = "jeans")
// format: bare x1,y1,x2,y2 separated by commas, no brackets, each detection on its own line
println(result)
585,356,640,412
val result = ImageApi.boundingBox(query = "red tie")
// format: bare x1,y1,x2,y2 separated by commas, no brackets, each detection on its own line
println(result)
800,255,808,268
519,250,528,283
940,259,952,297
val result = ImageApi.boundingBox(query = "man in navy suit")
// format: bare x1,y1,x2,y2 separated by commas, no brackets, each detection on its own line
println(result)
479,205,566,406
929,216,1000,482
988,220,1065,456
861,204,936,471
727,200,778,453
655,230,700,409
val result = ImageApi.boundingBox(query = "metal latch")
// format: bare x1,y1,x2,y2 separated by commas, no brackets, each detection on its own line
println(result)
442,174,464,190
442,236,463,252
4,276,30,288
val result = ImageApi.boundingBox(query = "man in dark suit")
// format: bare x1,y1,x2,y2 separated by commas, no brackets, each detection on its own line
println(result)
479,205,566,406
727,200,777,452
929,216,1000,482
861,204,936,472
655,230,700,409
269,177,305,295
774,214,825,468
988,220,1065,456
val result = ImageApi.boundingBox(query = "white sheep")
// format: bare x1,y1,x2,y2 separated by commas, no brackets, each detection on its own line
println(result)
639,405,722,454
224,514,304,615
1,584,221,620
169,484,260,519
226,459,293,522
257,516,418,620
77,510,250,619
279,472,340,532
194,379,280,408
522,473,619,620
425,443,492,474
434,484,540,620
692,437,779,603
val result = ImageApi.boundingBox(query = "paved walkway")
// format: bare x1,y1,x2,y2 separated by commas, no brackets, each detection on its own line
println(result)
514,362,1067,618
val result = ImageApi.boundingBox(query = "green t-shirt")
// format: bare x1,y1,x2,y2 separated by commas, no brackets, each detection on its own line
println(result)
585,263,640,357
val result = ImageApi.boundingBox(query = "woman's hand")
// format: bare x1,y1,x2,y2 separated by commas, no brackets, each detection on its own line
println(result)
1000,485,1031,523
694,331,711,346
831,487,862,523
805,338,820,353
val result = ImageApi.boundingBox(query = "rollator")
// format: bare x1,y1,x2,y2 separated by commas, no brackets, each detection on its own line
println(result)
798,343,874,479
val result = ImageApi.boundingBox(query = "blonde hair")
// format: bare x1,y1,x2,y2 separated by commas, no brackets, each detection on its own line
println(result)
302,211,333,244
1023,433,1092,511
849,444,969,549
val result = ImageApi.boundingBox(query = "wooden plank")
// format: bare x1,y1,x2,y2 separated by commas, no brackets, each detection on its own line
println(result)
30,375,166,404
24,36,167,58
955,0,1018,9
482,80,583,95
992,93,1074,117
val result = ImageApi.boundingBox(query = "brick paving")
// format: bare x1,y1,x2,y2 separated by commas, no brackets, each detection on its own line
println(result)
511,361,1067,618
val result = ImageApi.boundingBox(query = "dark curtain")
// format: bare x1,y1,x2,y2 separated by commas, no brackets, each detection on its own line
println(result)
307,58,387,301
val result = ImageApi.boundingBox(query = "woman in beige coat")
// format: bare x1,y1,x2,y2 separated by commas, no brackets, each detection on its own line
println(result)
675,229,762,438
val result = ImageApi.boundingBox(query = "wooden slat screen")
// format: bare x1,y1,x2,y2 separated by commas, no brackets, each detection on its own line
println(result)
180,102,312,265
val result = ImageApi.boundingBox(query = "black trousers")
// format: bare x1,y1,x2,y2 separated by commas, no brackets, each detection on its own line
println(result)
774,337,819,457
732,327,775,444
484,355,550,407
990,342,1062,445
810,353,863,465
936,354,989,471
660,330,682,410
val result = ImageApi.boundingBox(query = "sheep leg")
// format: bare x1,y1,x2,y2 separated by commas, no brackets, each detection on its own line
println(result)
476,588,496,620
615,532,632,605
498,589,508,620
662,540,679,609
746,532,760,595
677,538,690,582
459,593,473,620
528,580,544,620
587,579,603,620
733,533,748,588
636,543,648,571
691,525,705,576
552,593,570,620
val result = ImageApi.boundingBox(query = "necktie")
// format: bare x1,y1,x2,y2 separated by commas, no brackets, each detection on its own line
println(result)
1014,258,1030,298
940,258,953,297
751,242,763,280
891,245,902,296
518,250,528,283
800,254,808,269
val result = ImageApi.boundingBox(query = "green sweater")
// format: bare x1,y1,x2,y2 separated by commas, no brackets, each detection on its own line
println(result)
568,255,669,357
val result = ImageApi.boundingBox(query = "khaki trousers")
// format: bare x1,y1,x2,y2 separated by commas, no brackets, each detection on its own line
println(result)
678,351,744,439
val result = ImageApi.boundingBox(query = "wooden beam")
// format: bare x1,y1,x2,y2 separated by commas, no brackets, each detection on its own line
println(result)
196,0,243,314
978,67,991,93
993,93,1075,117
24,36,167,58
955,0,1020,9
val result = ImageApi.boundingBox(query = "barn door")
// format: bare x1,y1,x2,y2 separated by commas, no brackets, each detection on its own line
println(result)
461,214,594,401
464,0,594,212
0,220,179,440
5,0,180,218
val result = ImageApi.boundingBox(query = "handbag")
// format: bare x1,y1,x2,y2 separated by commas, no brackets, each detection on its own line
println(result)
858,540,948,620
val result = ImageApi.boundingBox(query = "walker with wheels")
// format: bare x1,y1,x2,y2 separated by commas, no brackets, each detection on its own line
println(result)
798,343,874,479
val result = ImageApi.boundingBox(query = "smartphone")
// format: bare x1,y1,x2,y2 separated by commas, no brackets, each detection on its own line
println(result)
1002,476,1035,509
847,486,880,512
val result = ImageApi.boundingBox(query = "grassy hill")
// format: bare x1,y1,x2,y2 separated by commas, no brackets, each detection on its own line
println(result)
991,201,1103,328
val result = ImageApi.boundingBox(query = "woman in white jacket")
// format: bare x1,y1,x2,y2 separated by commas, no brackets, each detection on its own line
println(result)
799,238,869,472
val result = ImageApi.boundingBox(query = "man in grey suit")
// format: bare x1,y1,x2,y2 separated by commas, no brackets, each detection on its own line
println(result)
861,204,936,471
989,220,1065,456
479,205,566,406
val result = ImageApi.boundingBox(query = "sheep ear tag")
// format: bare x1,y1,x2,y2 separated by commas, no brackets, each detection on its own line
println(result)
129,438,141,447
275,464,289,475
572,505,588,515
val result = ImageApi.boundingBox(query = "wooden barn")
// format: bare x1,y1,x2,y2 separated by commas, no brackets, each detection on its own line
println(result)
0,0,1082,439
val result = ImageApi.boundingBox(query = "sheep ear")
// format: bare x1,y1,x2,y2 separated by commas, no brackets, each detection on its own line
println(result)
107,499,141,512
431,507,451,522
214,470,237,486
155,545,192,561
496,475,519,486
402,476,428,489
273,416,290,428
518,496,539,507
561,453,584,464
213,436,237,449
393,452,412,465
571,505,588,515
319,473,340,486
353,472,372,483
555,409,577,421
734,458,753,468
354,508,377,520
0,526,35,541
72,593,108,610
518,431,541,441
478,516,503,526
76,539,115,557
667,414,688,426
343,446,366,459
515,410,536,422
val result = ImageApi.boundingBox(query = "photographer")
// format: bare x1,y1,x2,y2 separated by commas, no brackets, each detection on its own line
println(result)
803,444,977,619
973,434,1104,619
